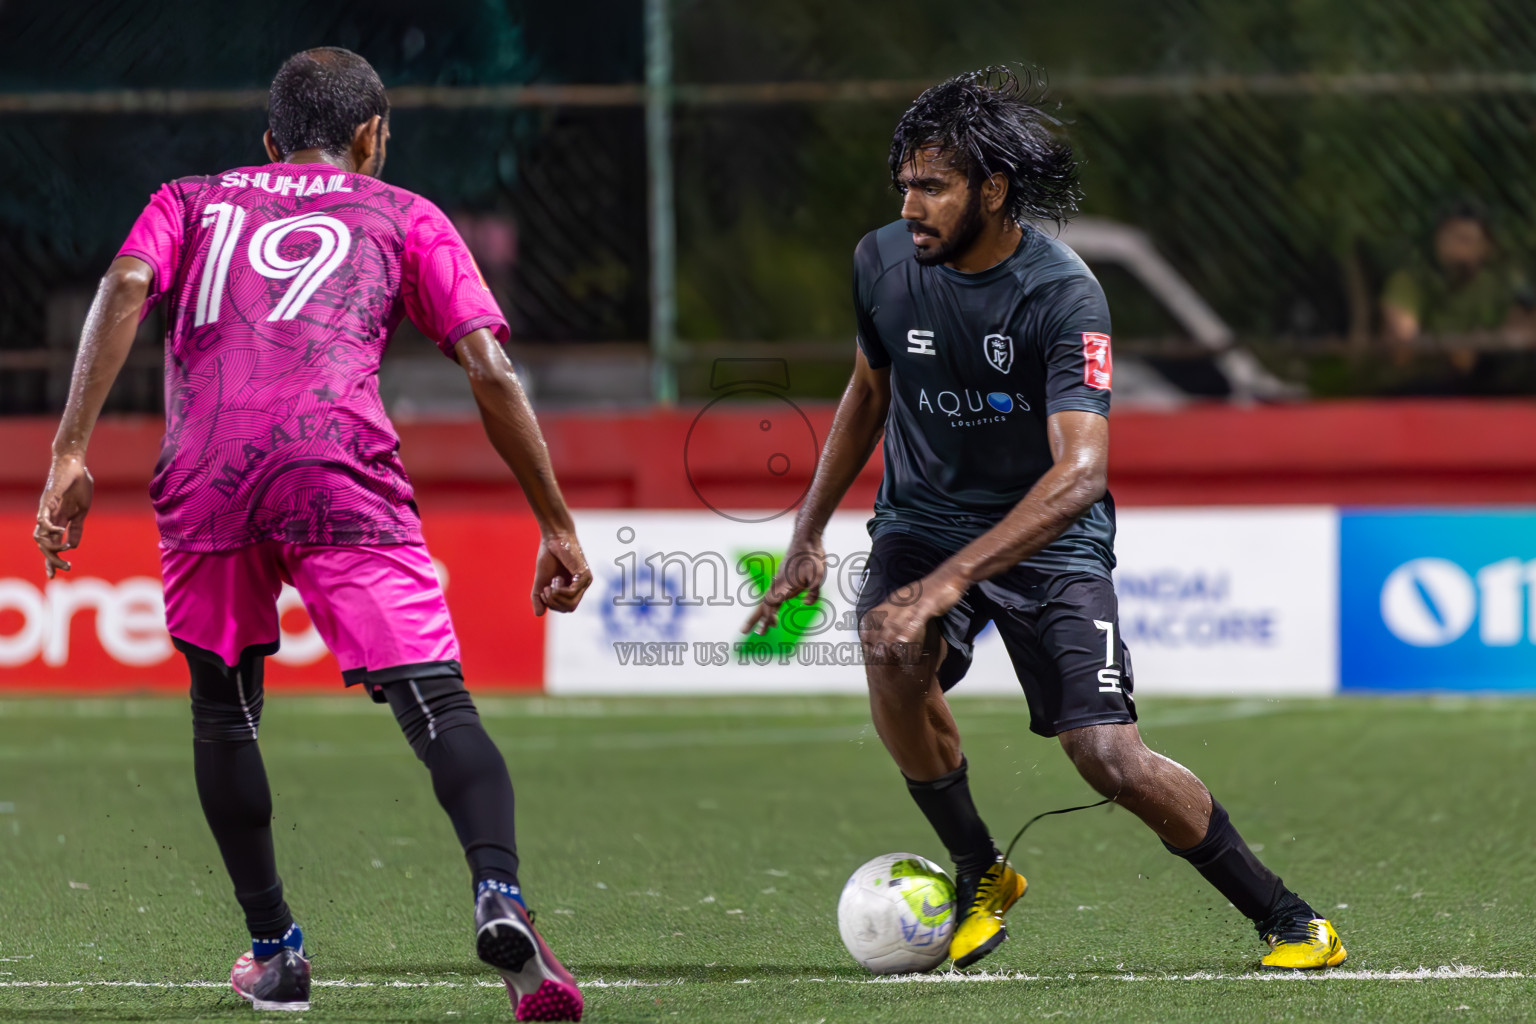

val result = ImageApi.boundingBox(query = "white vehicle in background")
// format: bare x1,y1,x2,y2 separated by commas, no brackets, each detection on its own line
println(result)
1052,216,1300,405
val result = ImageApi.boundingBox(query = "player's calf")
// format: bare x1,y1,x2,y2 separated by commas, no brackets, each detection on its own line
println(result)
380,669,522,885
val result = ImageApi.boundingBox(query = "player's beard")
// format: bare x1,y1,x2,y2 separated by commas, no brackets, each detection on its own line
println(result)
911,188,985,267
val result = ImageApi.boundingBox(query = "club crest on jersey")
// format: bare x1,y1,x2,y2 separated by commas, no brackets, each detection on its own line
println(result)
983,334,1013,374
1083,332,1112,390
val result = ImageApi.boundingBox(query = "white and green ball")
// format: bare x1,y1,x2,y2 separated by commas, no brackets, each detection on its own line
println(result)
837,852,957,974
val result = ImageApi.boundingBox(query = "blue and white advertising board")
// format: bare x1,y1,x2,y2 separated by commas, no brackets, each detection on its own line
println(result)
547,508,1339,696
1340,510,1536,692
545,507,1536,695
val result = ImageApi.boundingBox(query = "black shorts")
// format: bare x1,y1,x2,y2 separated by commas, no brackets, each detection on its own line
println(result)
855,530,1136,738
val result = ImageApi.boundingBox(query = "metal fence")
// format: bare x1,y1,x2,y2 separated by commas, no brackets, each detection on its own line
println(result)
4,0,1536,413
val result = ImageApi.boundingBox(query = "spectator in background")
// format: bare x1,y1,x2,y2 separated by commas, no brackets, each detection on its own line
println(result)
1379,202,1536,387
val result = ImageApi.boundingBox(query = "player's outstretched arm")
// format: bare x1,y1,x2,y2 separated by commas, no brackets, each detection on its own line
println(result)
743,347,890,634
34,256,152,578
456,329,592,616
868,410,1107,646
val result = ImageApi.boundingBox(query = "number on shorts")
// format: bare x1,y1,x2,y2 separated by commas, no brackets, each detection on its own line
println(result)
1093,619,1123,693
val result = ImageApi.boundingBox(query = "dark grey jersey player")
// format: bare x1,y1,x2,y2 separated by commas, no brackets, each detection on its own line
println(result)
855,217,1116,583
745,67,1346,973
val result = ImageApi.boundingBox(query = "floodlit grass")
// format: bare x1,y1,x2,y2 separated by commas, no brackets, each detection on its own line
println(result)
2,693,1534,1021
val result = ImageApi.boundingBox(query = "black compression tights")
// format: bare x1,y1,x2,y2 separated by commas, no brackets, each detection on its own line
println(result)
187,643,521,937
184,642,293,939
380,675,521,887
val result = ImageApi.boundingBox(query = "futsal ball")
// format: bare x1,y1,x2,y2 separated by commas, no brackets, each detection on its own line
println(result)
837,852,957,974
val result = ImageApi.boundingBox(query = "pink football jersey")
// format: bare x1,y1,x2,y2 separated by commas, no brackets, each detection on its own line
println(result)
117,163,508,551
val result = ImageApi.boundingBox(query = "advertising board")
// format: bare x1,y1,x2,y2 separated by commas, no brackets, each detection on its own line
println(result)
15,505,1531,696
0,513,546,690
547,508,1339,696
1340,510,1536,691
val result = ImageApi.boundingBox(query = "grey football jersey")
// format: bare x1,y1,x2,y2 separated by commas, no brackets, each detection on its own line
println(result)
854,220,1116,576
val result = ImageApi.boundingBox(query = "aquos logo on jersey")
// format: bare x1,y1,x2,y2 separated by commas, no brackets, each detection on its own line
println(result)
915,388,1033,427
1339,511,1536,691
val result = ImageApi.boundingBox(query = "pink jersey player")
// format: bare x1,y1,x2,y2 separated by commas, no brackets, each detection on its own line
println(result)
119,163,504,551
34,47,589,1021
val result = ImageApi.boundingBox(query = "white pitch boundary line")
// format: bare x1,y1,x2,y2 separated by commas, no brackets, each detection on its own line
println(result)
0,966,1526,991
865,966,1530,983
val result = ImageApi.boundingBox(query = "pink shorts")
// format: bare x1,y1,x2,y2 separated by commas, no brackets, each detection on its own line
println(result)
160,542,461,681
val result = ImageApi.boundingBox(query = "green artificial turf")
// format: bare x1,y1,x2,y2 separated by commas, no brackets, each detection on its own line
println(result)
2,693,1534,1022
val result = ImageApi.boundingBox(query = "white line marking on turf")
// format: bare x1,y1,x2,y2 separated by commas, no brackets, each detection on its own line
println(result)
1,966,1526,991
864,966,1529,983
1136,700,1283,729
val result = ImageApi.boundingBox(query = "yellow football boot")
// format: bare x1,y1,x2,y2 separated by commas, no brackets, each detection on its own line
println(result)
1259,917,1347,970
948,859,1028,968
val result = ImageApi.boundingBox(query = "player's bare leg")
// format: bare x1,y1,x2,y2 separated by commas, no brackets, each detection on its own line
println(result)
862,619,960,781
1059,723,1346,969
1057,723,1210,846
861,621,1025,968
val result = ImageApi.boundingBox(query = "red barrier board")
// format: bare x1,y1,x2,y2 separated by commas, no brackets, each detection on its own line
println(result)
7,401,1536,516
0,512,546,691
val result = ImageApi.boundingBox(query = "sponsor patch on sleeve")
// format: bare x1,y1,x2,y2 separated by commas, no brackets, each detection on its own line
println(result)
1082,332,1112,390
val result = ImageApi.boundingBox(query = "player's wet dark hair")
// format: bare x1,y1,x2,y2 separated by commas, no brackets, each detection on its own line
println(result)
268,47,389,158
889,66,1081,227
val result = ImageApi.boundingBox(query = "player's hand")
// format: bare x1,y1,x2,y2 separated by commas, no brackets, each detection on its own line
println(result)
532,531,591,616
742,533,827,635
863,569,967,648
35,454,95,580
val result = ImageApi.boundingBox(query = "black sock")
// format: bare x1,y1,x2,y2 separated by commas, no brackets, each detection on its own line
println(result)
1165,798,1314,930
424,723,522,886
193,738,293,937
904,758,998,877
